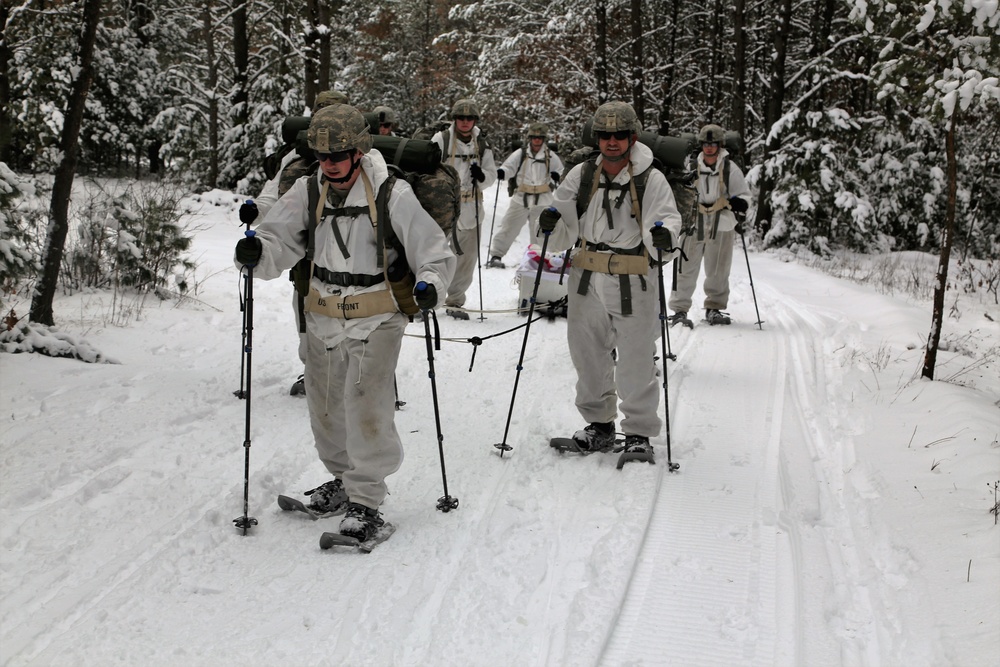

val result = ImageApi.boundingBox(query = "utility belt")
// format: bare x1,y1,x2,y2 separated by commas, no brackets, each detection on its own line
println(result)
313,265,385,288
573,242,649,275
518,183,550,195
695,198,730,241
304,286,398,320
574,241,650,317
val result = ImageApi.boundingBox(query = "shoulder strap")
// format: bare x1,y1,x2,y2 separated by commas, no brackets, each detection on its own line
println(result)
513,148,529,187
306,175,320,263
576,158,599,218
374,173,400,270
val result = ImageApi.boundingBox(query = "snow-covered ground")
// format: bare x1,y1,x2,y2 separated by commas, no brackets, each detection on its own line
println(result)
2,183,998,666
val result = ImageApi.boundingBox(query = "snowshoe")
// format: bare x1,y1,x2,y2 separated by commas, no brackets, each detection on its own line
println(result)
669,311,694,328
616,435,655,469
551,422,616,455
706,309,732,325
445,308,470,320
486,256,505,269
320,521,396,552
289,374,306,396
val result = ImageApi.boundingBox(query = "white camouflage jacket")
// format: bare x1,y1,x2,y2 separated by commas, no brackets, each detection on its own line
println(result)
432,124,498,231
531,141,682,259
236,150,456,347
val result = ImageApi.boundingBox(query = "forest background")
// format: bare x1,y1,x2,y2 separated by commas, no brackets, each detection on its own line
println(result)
1,0,997,299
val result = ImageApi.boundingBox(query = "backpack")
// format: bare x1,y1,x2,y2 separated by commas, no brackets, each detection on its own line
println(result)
411,120,450,141
263,115,311,180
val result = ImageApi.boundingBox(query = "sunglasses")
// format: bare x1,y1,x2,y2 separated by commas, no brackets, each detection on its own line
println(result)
315,150,354,163
380,123,393,129
528,135,545,140
702,141,720,148
595,130,631,141
454,115,477,122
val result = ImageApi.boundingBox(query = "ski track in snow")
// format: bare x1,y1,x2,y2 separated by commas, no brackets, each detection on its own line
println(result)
2,192,997,666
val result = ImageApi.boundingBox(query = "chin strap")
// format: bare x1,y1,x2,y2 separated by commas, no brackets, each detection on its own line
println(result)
327,154,363,184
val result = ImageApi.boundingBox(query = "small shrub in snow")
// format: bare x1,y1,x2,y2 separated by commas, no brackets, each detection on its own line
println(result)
0,322,117,363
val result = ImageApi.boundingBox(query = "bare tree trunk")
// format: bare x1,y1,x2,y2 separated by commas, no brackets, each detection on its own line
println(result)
631,0,644,125
203,0,219,186
732,0,747,150
29,0,102,326
304,0,332,106
922,111,959,380
754,0,792,235
0,0,12,165
657,0,682,134
595,0,608,103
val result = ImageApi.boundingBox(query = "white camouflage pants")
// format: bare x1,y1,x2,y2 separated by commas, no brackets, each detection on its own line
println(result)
304,314,406,509
488,191,552,260
669,230,734,313
567,264,663,439
445,226,481,308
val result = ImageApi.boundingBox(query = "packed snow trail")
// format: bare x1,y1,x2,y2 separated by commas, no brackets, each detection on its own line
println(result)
3,192,996,666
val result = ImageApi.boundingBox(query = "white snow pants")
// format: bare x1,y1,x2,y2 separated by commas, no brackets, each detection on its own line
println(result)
567,265,662,439
488,191,552,260
304,314,406,509
669,230,734,313
445,226,481,308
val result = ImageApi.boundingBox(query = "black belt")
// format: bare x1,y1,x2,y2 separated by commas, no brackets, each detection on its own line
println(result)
584,241,644,255
313,265,385,288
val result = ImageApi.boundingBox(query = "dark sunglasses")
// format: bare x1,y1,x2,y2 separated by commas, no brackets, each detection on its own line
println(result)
596,130,631,141
315,149,354,163
702,141,720,148
380,123,393,129
528,135,545,140
454,115,477,122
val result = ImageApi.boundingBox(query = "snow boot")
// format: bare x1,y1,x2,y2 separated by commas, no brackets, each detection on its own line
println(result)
304,479,349,515
616,435,656,469
289,373,306,396
669,311,693,328
486,256,505,269
445,308,470,320
706,309,732,325
571,421,617,453
339,502,385,542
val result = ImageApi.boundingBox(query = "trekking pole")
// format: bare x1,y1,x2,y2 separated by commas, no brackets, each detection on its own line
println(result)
654,222,680,472
234,204,255,399
485,182,500,260
473,179,486,322
233,229,259,534
394,374,405,410
493,214,553,457
736,212,764,330
415,282,459,512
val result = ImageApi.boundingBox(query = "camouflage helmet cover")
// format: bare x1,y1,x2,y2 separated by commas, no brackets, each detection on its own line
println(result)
307,104,373,154
527,122,548,137
591,101,639,134
698,123,726,145
372,105,397,125
451,98,480,119
313,90,349,112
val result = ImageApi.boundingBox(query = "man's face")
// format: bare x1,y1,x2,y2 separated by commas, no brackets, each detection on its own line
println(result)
702,142,720,158
378,123,393,136
316,149,358,182
529,136,545,152
596,129,633,162
454,116,476,136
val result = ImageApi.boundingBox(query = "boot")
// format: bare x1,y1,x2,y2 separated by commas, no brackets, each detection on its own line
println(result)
571,421,616,452
706,309,731,325
303,479,349,515
486,256,505,269
339,502,385,542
